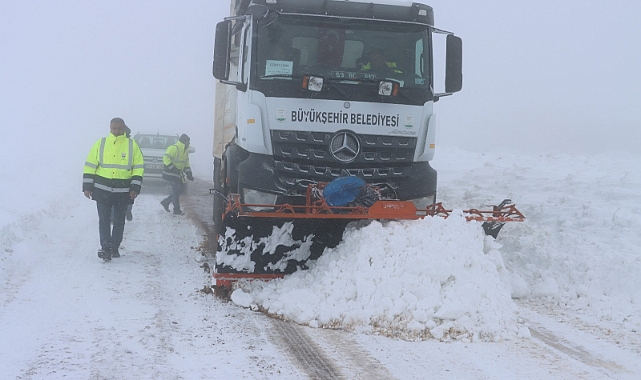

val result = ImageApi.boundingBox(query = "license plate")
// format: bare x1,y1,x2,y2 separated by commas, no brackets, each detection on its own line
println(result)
146,164,163,170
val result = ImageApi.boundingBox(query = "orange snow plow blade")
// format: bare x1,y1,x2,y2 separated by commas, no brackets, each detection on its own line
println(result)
214,183,524,290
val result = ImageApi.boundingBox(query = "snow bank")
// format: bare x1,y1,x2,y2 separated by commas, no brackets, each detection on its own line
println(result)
436,148,641,334
232,213,522,342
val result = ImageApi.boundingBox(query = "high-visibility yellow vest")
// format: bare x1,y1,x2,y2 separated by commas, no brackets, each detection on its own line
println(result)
360,61,403,73
83,133,144,200
162,141,191,182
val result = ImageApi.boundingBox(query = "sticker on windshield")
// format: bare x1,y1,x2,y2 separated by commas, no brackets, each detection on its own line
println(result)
265,60,293,76
275,109,286,123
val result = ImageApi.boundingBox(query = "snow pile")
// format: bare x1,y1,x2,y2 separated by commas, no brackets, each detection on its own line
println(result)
435,148,641,332
231,212,522,342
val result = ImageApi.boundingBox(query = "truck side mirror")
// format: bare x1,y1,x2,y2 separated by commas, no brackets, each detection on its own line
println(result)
445,35,463,93
213,20,232,80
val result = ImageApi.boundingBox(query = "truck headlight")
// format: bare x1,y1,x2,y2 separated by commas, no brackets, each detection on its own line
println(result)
379,81,399,96
303,75,324,92
242,188,278,211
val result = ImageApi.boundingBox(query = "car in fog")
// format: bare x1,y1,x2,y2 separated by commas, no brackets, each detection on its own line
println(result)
133,133,195,179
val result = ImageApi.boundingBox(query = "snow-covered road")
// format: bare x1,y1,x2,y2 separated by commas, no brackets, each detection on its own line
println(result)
1,148,640,379
0,192,303,378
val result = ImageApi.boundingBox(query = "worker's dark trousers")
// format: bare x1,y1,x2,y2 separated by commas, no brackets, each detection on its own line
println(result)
97,201,128,250
162,180,185,213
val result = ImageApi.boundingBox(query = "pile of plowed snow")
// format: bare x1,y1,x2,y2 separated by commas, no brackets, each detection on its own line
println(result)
231,212,527,342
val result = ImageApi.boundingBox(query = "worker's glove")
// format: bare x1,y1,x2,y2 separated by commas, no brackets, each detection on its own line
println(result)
185,168,194,181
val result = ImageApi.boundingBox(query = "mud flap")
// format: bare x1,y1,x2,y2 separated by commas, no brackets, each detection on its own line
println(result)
216,213,351,275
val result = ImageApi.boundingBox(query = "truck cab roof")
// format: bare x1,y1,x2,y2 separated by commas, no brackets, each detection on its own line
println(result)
236,0,434,25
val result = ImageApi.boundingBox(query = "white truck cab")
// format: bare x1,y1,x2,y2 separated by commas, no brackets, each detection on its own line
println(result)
212,0,462,227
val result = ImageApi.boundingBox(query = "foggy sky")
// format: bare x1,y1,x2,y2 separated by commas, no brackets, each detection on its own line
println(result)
432,0,641,155
2,0,639,181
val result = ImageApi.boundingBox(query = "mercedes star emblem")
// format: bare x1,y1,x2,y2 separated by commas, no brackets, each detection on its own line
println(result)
329,131,360,163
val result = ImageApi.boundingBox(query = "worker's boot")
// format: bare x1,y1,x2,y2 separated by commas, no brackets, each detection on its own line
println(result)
98,248,111,261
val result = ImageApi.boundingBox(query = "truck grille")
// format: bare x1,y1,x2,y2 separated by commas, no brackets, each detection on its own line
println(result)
271,130,416,195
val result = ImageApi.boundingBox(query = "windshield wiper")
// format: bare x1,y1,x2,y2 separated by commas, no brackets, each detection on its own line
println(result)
320,77,352,98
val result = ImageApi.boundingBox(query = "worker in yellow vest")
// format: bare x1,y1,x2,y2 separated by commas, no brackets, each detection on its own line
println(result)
160,134,194,215
83,118,144,261
360,47,403,74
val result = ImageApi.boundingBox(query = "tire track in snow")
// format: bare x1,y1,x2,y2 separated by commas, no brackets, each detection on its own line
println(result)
529,324,628,375
181,178,218,256
516,300,640,377
267,318,398,380
268,319,343,380
0,266,30,308
310,327,398,380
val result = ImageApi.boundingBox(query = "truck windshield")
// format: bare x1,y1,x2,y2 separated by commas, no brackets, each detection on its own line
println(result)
251,15,432,105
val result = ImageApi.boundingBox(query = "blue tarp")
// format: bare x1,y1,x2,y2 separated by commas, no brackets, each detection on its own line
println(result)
323,176,367,207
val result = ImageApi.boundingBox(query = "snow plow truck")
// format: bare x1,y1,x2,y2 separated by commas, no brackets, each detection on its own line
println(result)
211,0,524,291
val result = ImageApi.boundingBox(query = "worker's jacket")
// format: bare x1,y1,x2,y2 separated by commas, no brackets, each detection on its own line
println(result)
162,141,192,183
83,133,144,204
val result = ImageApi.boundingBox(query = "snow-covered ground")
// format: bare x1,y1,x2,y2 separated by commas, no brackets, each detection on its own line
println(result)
1,146,640,379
